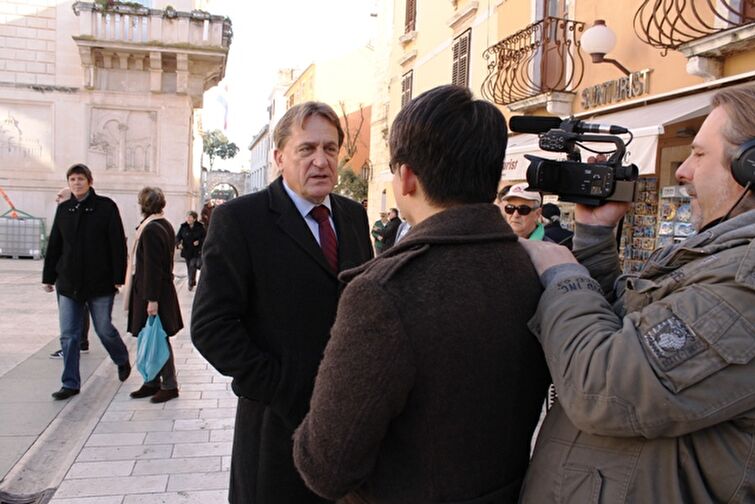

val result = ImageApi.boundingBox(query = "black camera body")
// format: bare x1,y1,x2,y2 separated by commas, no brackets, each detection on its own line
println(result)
509,116,639,206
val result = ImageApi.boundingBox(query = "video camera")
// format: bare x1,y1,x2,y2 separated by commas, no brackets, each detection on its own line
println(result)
509,115,639,206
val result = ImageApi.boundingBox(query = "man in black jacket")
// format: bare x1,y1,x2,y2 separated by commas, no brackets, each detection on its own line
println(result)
191,102,373,504
43,164,131,400
381,207,401,250
175,211,205,291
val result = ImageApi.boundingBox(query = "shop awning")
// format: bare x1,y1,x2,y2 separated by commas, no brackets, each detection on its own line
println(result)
502,89,718,181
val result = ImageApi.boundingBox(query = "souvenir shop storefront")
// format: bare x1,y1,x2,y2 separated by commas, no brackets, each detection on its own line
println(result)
501,78,751,273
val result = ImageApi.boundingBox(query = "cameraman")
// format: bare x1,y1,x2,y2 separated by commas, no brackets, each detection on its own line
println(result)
518,86,755,502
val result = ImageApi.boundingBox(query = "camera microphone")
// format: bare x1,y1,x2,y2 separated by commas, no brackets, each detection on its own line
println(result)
509,116,562,134
509,116,629,135
576,122,629,135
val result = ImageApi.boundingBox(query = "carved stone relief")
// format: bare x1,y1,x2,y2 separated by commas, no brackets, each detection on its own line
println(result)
89,107,157,172
0,101,53,170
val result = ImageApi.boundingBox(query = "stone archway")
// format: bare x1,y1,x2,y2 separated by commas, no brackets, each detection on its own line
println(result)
202,169,251,204
209,182,238,201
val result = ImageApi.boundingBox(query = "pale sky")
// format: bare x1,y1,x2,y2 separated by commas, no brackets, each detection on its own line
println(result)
201,0,379,166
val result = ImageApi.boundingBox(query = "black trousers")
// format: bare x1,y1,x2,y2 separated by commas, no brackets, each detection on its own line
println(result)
185,257,200,287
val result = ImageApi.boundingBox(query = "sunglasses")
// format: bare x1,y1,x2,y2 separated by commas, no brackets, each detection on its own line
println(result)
503,204,535,216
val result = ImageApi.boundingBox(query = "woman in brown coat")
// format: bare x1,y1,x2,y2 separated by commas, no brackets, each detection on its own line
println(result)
127,186,183,403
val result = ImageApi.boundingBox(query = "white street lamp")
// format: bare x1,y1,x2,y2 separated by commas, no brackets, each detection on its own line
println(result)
580,20,631,76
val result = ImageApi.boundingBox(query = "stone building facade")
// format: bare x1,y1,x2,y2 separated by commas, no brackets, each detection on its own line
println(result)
0,0,231,242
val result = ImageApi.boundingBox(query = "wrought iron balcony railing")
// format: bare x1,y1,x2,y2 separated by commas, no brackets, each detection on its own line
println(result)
634,0,755,54
482,16,586,106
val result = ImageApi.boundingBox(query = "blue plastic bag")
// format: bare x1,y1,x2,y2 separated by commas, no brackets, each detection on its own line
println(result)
136,315,170,382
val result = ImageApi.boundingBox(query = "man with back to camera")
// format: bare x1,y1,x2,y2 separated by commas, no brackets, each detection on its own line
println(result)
496,182,548,240
43,164,131,400
191,101,373,503
293,85,550,503
517,86,755,502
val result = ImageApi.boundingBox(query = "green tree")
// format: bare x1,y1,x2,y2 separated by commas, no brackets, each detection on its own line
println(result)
334,166,368,201
202,129,239,170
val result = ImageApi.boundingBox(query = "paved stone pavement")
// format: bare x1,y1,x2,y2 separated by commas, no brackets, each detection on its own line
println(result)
47,329,235,504
0,258,235,503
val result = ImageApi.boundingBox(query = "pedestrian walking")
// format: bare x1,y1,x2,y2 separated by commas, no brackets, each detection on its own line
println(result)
49,186,90,358
42,164,131,400
126,187,183,403
175,211,205,291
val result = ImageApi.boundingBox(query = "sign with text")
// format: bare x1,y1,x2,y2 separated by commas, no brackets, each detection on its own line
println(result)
581,69,653,110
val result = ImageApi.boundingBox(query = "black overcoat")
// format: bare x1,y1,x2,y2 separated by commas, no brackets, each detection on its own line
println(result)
191,177,373,504
175,221,205,260
127,219,183,337
42,188,127,301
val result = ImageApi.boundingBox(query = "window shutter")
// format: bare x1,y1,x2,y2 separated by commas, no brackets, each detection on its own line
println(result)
405,0,416,33
452,30,471,88
401,71,413,108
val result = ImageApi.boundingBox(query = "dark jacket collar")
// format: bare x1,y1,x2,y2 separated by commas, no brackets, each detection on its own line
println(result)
66,188,98,211
341,204,517,282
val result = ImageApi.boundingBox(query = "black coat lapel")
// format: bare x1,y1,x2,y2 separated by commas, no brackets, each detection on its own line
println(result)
268,178,336,278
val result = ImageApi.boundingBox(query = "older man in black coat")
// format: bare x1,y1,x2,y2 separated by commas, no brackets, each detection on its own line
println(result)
191,102,373,504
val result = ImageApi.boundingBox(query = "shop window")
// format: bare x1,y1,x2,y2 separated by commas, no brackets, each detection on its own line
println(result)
452,29,471,88
401,71,413,108
405,0,416,33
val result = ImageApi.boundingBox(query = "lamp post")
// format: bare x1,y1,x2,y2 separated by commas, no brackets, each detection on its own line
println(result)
581,20,631,76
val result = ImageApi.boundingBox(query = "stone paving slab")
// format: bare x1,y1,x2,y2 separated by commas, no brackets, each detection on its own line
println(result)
121,489,228,503
45,276,236,503
0,260,236,503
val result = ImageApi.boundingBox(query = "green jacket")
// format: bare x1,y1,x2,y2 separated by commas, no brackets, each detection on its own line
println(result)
520,209,755,503
371,219,386,252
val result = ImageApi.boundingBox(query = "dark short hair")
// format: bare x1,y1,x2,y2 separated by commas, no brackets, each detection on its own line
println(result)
389,207,399,217
187,210,198,220
274,101,344,150
541,203,561,220
66,163,93,183
138,186,166,216
389,85,508,205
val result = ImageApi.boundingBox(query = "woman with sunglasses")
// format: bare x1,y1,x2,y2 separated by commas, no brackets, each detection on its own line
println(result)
496,182,549,241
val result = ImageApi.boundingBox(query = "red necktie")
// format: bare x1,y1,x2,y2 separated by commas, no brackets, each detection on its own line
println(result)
310,205,339,273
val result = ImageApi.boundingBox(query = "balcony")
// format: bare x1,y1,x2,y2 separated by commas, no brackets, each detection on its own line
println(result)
482,16,586,113
71,2,232,104
634,0,755,64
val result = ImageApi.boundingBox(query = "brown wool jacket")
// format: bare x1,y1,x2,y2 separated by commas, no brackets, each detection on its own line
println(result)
294,204,551,504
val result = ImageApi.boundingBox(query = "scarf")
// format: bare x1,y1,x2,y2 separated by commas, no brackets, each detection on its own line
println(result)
123,212,164,311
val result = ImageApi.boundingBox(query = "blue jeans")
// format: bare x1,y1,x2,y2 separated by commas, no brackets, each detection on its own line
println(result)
59,294,129,390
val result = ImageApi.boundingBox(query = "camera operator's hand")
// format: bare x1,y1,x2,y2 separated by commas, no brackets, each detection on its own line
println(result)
518,238,577,276
575,201,631,228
